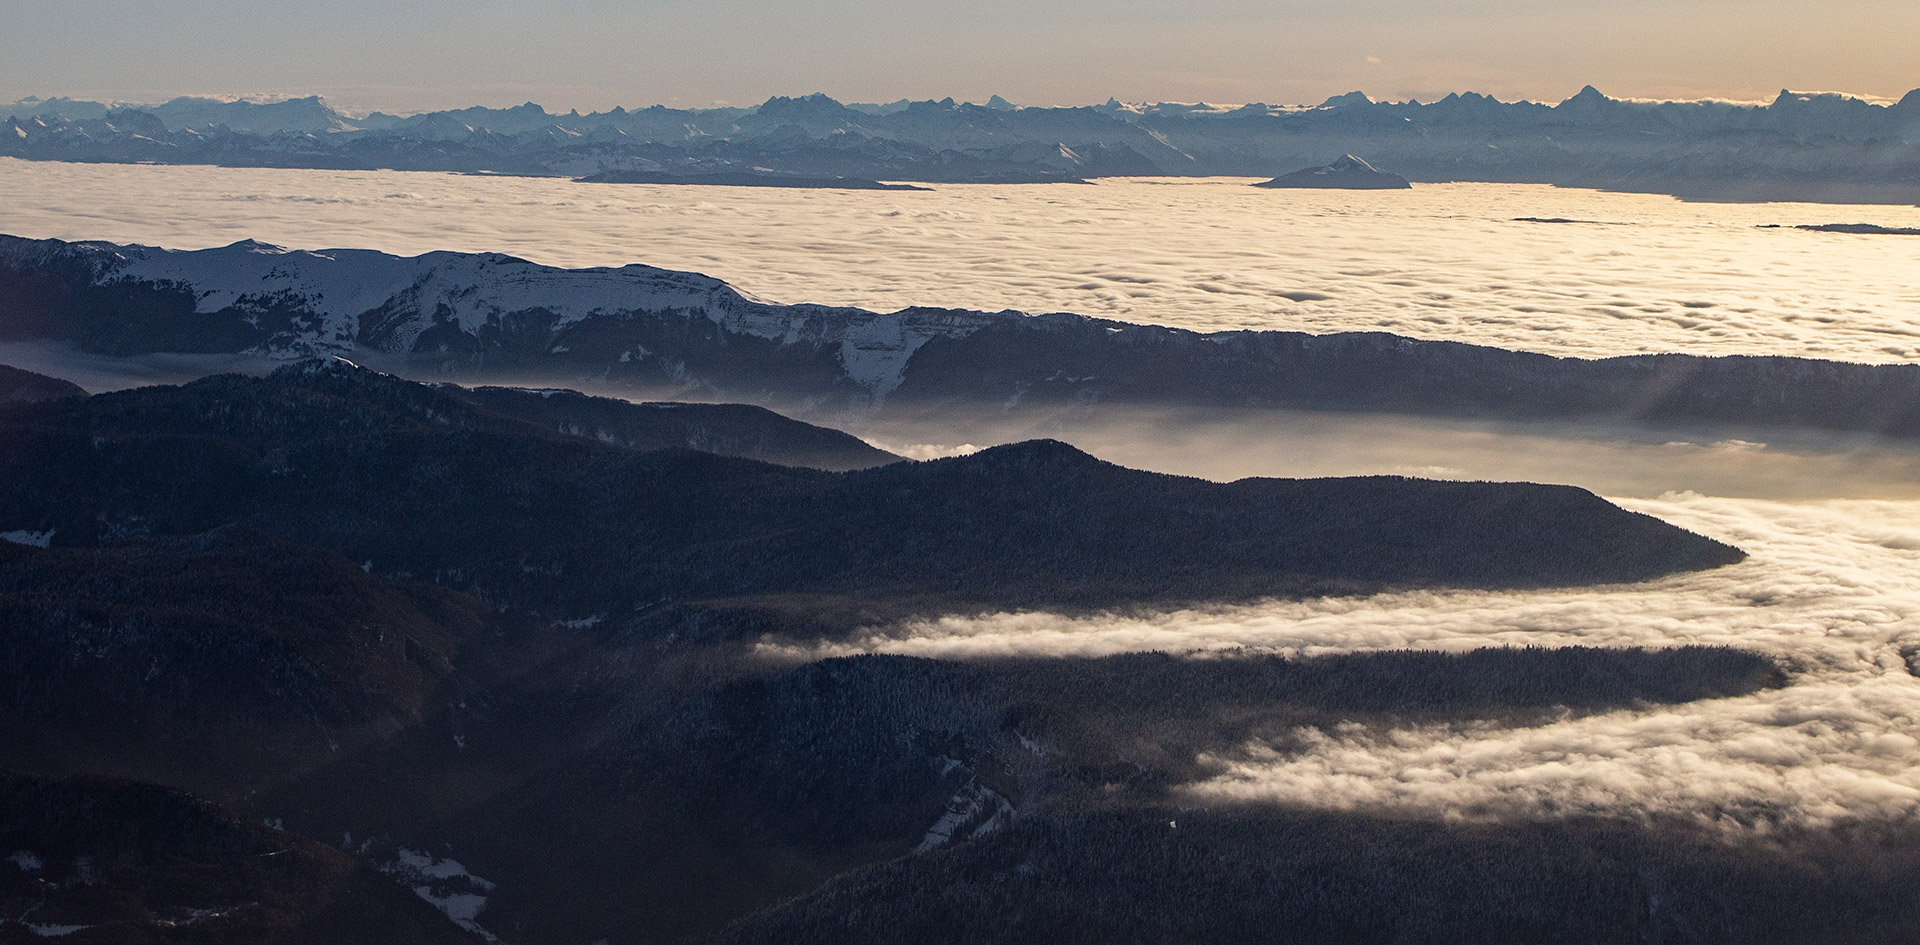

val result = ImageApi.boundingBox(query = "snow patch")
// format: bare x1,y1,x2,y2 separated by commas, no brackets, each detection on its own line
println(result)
26,924,89,938
379,848,499,941
914,780,1015,854
8,850,42,871
0,530,52,548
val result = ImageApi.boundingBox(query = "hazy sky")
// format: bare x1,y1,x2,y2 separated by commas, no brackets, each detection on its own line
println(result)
4,0,1915,113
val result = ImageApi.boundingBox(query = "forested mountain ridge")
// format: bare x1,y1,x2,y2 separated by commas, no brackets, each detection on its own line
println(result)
0,360,1742,620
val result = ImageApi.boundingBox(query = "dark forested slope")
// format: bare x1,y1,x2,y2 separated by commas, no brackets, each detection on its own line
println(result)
0,774,483,945
0,363,85,403
449,384,899,471
0,362,1741,618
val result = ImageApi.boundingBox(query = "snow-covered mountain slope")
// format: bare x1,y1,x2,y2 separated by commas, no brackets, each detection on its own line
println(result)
0,235,998,401
10,234,1920,441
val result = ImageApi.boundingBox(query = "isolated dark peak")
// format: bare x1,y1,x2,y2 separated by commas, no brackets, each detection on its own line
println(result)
1563,84,1609,105
762,92,838,106
958,438,1104,470
273,355,380,382
1256,152,1409,189
756,93,849,119
1893,88,1920,112
222,237,288,253
1319,90,1373,108
985,94,1016,110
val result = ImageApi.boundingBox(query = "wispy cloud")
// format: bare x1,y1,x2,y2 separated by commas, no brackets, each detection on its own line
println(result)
771,493,1920,828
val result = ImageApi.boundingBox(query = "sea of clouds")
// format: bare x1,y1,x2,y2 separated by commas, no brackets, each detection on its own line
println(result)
2,158,1917,364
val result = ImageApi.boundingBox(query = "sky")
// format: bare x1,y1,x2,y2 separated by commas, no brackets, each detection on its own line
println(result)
2,0,1916,113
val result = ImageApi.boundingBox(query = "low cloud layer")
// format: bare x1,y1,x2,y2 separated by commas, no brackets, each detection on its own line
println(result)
777,494,1920,828
4,160,1919,364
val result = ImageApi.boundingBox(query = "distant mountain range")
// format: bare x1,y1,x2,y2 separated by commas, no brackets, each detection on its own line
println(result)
9,234,1920,445
5,87,1918,201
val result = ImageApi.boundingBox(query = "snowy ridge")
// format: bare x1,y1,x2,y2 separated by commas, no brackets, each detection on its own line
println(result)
374,846,500,941
105,239,757,354
0,235,999,397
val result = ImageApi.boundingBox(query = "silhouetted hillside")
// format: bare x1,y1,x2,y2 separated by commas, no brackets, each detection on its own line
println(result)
0,362,1741,618
451,384,899,471
0,528,490,796
0,363,85,403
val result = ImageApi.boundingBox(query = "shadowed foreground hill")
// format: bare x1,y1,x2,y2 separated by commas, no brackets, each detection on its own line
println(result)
0,774,483,944
717,808,1920,945
0,528,485,794
0,361,1740,616
0,360,1781,943
448,383,899,471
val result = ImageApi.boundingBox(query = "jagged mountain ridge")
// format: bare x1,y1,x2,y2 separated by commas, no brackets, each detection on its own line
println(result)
5,87,1917,199
9,235,1920,441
